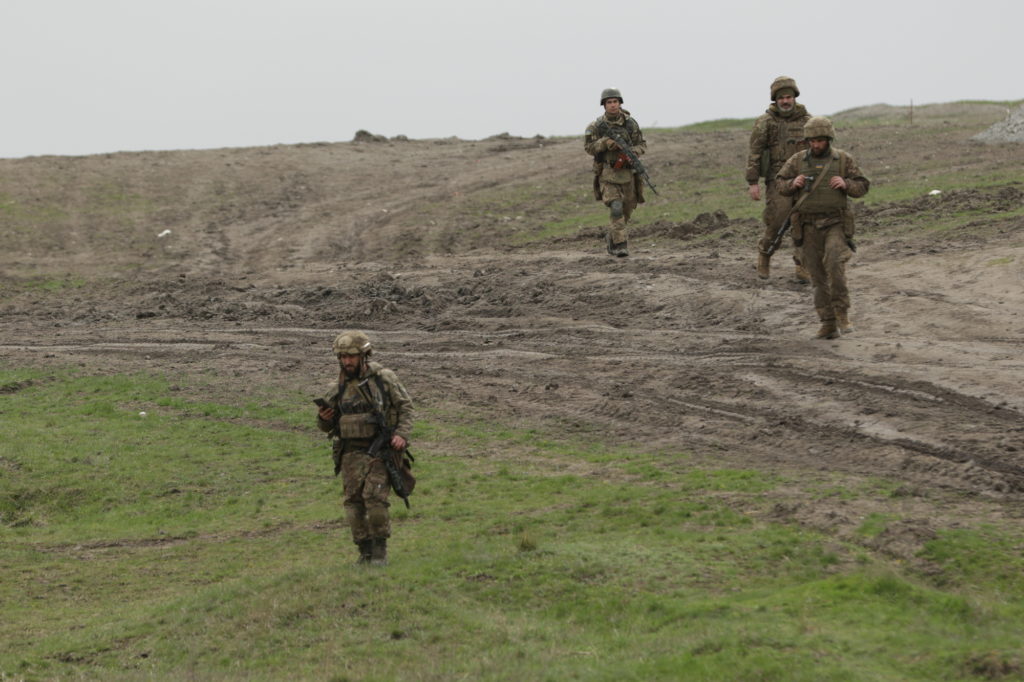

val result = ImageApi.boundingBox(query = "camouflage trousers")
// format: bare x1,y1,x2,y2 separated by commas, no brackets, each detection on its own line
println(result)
339,447,392,543
800,219,853,321
600,179,637,245
758,181,804,266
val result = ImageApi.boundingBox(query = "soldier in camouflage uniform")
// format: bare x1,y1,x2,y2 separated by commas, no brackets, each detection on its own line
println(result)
746,76,813,282
584,88,648,257
316,331,415,566
776,117,870,339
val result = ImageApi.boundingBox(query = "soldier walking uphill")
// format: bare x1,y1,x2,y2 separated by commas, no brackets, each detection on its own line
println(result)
316,331,415,566
776,117,870,339
746,76,813,282
584,88,648,257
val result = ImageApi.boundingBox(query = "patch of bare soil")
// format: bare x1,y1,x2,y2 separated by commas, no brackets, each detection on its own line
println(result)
2,104,1023,558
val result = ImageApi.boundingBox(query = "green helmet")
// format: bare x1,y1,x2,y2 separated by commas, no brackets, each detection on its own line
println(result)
600,88,623,105
770,76,800,101
803,116,835,140
333,330,373,356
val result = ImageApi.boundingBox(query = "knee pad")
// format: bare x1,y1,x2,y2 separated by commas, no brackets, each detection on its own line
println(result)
610,200,624,219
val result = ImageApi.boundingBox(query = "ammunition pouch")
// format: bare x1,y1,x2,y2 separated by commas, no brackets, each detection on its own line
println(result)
338,412,379,440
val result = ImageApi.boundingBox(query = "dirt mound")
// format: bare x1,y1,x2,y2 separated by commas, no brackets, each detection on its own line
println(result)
972,103,1024,143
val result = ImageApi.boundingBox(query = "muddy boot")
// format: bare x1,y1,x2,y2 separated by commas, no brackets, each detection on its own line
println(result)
605,232,616,256
757,252,770,279
836,310,854,334
794,263,811,284
614,241,629,258
355,539,373,565
815,320,840,340
370,538,388,567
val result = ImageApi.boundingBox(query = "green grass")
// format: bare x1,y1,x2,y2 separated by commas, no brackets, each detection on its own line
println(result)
3,366,1024,680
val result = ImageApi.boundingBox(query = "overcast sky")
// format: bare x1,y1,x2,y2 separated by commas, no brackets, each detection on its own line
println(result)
3,0,1021,158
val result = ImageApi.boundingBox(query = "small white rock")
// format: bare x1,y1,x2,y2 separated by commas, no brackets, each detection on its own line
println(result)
157,229,172,238
928,189,942,196
139,411,147,417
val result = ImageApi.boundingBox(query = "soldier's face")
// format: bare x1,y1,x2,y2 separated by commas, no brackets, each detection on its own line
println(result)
777,94,795,111
808,137,830,155
603,98,622,116
339,353,363,377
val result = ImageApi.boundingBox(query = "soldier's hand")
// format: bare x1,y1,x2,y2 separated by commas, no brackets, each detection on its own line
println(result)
318,406,335,421
748,184,761,201
829,176,847,191
390,434,407,451
604,138,619,151
792,175,808,189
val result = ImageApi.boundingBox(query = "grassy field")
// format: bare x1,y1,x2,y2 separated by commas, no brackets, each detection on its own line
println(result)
3,366,1023,681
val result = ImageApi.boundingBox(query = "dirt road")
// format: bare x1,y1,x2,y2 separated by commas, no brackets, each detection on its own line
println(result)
2,102,1023,559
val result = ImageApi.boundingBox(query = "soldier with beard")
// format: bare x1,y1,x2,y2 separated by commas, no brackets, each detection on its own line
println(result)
316,331,415,566
584,87,648,257
777,117,870,339
746,76,813,281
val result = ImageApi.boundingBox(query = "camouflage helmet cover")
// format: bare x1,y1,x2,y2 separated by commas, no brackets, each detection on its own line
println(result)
600,87,623,105
770,76,800,101
333,330,373,356
803,116,836,140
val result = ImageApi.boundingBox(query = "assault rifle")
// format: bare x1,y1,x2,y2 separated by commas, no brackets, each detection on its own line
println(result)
764,215,793,257
765,174,815,257
360,379,414,509
367,422,413,509
598,123,659,196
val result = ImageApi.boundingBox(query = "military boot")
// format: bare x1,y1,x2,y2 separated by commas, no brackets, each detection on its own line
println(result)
605,232,616,256
794,263,811,284
355,539,373,565
757,252,770,279
836,310,854,334
370,538,388,567
815,320,840,340
613,241,629,258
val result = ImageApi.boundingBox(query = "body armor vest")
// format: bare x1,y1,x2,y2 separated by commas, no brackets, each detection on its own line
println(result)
795,150,848,214
335,375,397,440
769,116,810,168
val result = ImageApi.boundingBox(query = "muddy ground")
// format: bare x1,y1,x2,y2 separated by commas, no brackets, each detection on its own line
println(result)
2,101,1023,561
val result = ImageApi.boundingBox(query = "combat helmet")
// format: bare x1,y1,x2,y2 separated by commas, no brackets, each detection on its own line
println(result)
600,88,623,105
770,76,800,101
803,116,835,140
333,330,373,356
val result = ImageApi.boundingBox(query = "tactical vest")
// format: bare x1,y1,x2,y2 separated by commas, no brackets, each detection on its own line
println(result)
768,114,810,169
335,375,397,440
795,149,849,214
593,117,641,161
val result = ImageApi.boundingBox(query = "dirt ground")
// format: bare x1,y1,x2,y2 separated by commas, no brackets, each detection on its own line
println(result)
2,102,1023,560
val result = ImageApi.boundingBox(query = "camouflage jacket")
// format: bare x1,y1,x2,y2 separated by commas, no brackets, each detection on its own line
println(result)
745,102,811,185
776,146,870,216
584,111,647,185
316,361,415,442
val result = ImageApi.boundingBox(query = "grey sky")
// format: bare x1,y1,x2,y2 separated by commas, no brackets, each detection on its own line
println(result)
3,0,1021,158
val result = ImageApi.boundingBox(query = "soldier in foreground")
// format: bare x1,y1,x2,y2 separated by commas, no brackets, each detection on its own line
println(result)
316,331,415,566
776,117,870,339
746,76,813,282
584,88,648,257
